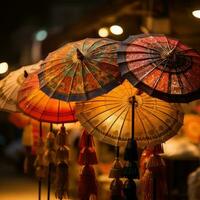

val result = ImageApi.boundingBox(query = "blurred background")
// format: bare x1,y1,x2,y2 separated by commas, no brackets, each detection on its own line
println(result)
0,0,200,200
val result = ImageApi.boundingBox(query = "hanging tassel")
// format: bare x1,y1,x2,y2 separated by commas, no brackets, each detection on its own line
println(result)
44,126,56,200
78,130,98,200
140,144,164,178
78,165,98,200
123,161,139,179
110,178,124,200
142,154,167,200
34,137,46,178
78,130,97,165
124,139,138,161
109,146,124,200
123,179,137,200
44,131,56,166
55,125,70,200
55,162,69,200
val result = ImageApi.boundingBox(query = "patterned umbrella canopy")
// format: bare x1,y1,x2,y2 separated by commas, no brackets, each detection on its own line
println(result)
0,61,41,112
17,74,77,123
38,38,120,101
76,80,183,148
118,34,200,103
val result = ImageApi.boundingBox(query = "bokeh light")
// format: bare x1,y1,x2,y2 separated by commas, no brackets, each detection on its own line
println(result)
110,25,123,35
35,30,48,41
192,10,200,19
98,27,109,37
0,62,8,74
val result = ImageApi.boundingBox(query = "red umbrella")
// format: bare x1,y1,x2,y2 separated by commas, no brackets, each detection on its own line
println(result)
118,34,200,103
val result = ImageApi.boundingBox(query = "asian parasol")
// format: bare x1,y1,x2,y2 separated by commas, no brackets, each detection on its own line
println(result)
0,61,41,112
118,34,200,103
76,80,183,199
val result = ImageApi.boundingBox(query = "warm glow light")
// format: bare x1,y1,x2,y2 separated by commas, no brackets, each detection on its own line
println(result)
192,10,200,19
110,25,123,35
0,62,8,74
35,30,48,41
98,27,109,37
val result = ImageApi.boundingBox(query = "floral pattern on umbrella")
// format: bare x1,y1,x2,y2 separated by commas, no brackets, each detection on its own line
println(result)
118,34,200,102
38,38,120,101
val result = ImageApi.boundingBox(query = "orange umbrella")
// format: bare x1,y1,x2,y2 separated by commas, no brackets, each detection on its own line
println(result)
76,80,184,148
17,73,77,123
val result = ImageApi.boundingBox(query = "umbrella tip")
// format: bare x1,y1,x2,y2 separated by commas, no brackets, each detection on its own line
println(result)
76,49,84,61
24,70,29,78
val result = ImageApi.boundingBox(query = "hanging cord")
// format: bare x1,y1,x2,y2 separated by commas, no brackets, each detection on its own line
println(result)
123,96,139,200
35,121,45,200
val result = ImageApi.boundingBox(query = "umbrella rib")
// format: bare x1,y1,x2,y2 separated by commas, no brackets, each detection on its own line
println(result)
81,38,87,52
88,39,117,53
136,58,168,82
118,56,162,64
164,36,172,52
85,58,119,79
135,108,149,142
39,62,75,95
39,60,73,79
182,73,195,90
117,105,131,146
82,61,105,90
86,38,104,52
138,108,169,140
84,103,124,122
152,60,168,89
123,43,160,53
77,102,121,112
68,102,76,122
175,68,184,94
142,104,179,121
0,80,19,109
140,106,175,130
90,104,129,140
66,62,79,101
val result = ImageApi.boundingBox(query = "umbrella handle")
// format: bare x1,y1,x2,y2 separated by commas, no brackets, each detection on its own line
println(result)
38,178,42,200
132,96,136,140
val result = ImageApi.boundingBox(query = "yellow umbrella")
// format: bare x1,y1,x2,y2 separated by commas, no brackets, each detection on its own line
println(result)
0,61,42,112
76,80,184,148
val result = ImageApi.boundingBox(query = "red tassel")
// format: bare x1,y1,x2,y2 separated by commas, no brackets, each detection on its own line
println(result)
79,130,94,148
79,165,98,200
142,154,167,200
140,144,164,178
78,130,97,165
